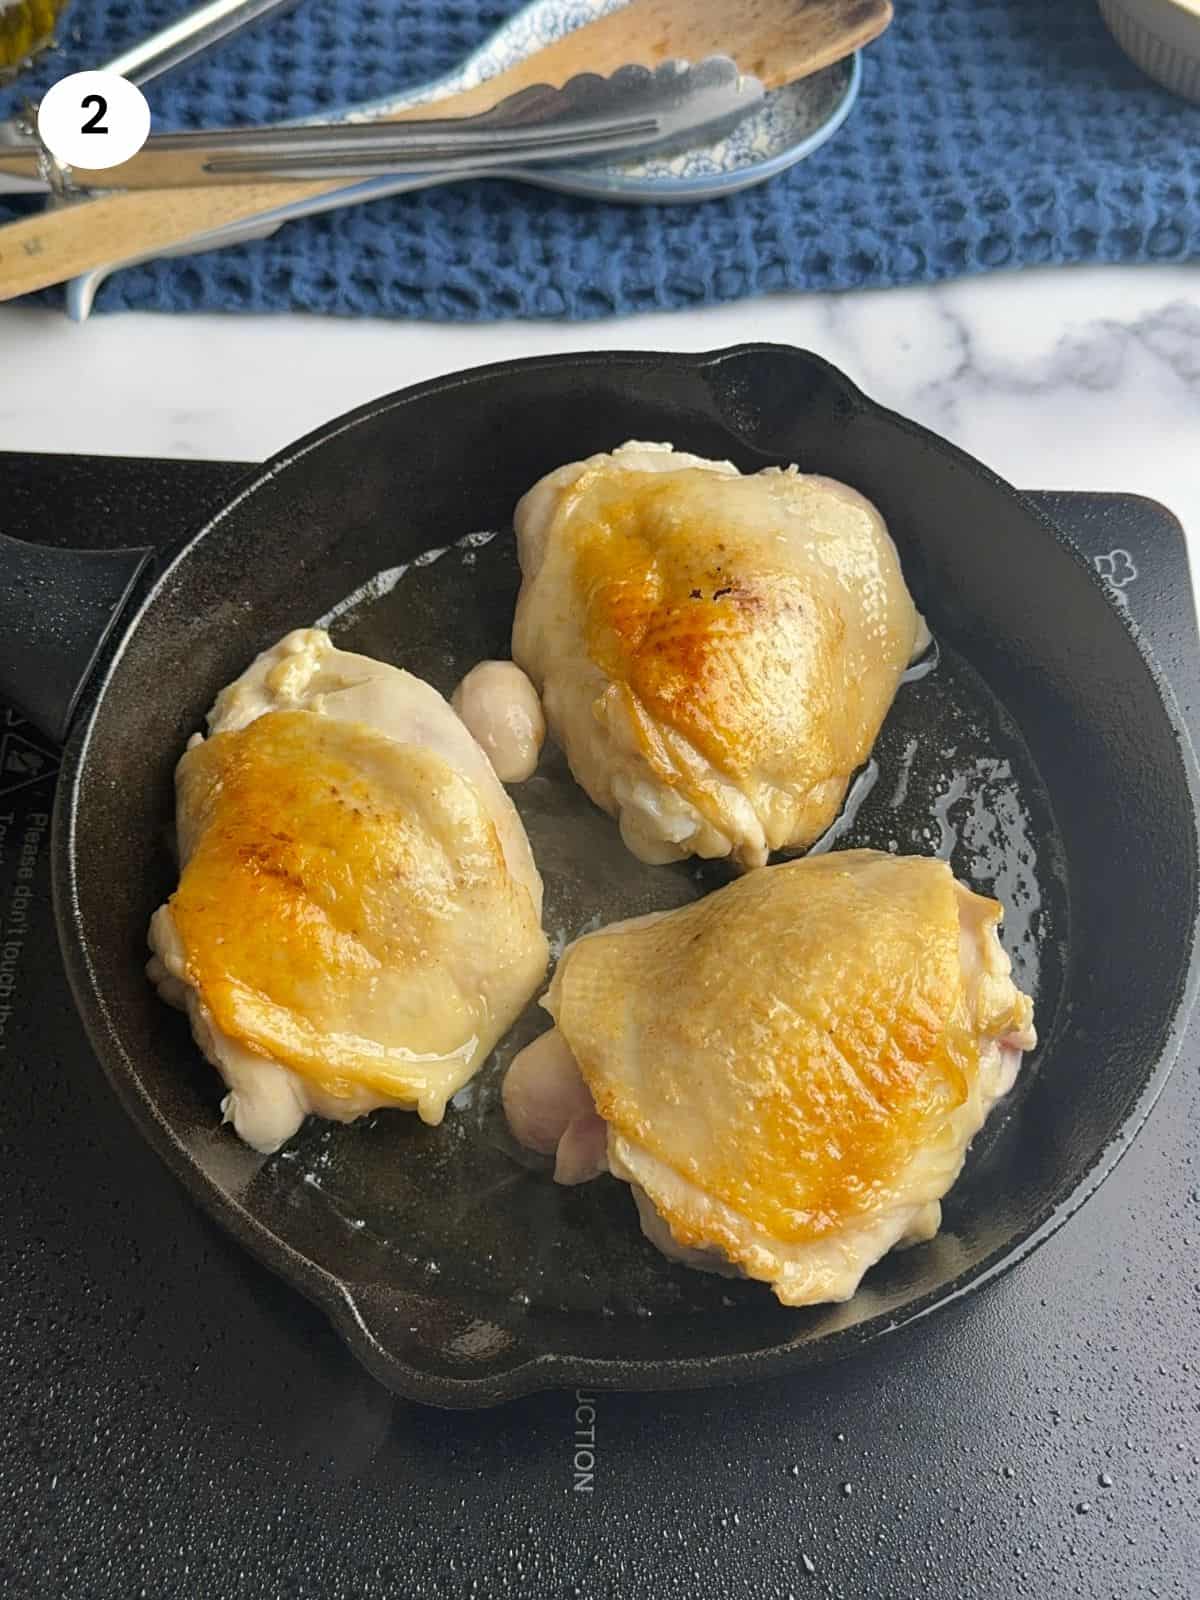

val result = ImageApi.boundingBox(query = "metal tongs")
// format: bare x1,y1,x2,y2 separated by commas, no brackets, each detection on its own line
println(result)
0,57,762,195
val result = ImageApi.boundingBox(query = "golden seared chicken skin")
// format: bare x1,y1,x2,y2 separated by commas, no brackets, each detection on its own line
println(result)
504,850,1035,1307
512,441,928,868
148,628,548,1154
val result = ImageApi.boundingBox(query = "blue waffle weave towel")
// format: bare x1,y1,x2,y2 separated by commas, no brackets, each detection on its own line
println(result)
3,0,1199,317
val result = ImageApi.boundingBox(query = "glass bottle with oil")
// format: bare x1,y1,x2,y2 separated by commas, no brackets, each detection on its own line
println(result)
0,0,69,80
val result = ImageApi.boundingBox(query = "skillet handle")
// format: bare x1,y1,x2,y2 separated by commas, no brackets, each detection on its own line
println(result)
0,532,154,745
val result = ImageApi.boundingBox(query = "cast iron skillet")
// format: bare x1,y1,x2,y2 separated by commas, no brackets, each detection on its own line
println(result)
1,345,1196,1409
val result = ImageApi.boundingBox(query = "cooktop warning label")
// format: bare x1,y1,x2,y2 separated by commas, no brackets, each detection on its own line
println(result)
0,716,58,798
0,709,57,1053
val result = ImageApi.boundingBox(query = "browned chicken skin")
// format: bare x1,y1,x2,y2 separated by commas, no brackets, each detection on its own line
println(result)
512,442,927,868
148,628,548,1153
504,850,1035,1307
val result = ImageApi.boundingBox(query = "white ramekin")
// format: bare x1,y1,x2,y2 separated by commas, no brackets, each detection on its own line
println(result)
1098,0,1200,103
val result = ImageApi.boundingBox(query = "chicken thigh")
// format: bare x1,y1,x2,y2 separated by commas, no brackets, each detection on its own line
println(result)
503,850,1035,1307
511,441,927,868
148,627,548,1154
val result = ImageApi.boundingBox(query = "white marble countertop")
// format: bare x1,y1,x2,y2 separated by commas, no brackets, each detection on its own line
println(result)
1,263,1198,563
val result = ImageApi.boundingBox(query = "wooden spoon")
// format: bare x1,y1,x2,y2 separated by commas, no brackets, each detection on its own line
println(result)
0,0,891,303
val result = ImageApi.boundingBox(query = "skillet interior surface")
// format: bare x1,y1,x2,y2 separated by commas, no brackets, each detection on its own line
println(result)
56,346,1199,1405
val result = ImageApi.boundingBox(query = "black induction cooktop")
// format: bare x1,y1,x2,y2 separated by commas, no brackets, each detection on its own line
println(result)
1,454,1197,1600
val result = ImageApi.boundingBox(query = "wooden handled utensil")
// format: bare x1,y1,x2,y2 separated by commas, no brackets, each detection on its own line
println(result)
0,0,891,302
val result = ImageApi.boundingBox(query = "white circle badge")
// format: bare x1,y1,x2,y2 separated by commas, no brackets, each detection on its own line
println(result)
37,71,151,170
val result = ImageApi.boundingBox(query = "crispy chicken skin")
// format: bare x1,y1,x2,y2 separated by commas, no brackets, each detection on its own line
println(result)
504,850,1035,1307
512,442,927,868
148,628,548,1154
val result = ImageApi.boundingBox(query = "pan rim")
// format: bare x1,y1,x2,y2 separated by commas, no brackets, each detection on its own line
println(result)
52,343,1200,1408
